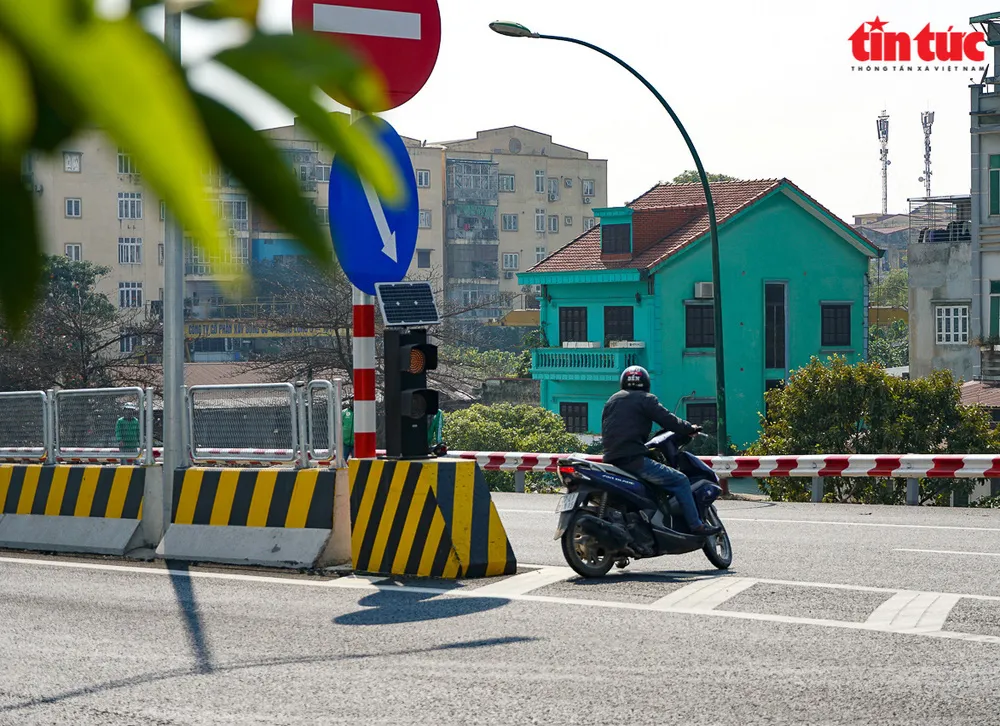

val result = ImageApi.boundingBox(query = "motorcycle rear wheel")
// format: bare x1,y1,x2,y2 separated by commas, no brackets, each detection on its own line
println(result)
702,505,732,569
561,510,615,578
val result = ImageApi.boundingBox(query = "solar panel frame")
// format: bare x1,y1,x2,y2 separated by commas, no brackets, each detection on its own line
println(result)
374,281,441,328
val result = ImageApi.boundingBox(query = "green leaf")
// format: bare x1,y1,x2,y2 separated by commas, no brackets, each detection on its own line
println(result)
183,0,259,22
214,32,402,205
192,91,333,268
0,34,35,148
0,170,43,336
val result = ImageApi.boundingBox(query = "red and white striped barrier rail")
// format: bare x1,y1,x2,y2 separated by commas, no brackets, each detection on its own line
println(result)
191,448,295,467
55,447,164,464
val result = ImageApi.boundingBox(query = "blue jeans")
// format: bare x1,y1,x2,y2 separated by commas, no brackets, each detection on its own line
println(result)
624,457,704,530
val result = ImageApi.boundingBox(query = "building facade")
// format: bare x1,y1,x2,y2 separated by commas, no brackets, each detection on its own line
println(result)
520,179,878,448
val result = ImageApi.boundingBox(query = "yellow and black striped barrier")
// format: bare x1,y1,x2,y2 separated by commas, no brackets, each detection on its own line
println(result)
172,468,334,528
348,458,517,579
0,465,144,519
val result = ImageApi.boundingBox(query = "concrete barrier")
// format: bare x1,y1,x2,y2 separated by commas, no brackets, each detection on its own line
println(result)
156,467,351,569
348,458,517,579
0,464,147,555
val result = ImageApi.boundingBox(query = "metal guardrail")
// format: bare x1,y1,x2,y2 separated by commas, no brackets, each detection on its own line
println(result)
187,383,298,465
54,387,154,464
0,391,47,461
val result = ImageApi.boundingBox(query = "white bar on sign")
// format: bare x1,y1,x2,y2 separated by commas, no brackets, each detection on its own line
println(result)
314,4,421,40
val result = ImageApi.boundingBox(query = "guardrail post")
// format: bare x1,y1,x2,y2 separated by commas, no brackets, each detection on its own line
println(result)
44,388,55,465
811,476,824,503
295,381,310,469
906,478,920,506
143,387,154,467
514,470,526,493
333,379,344,469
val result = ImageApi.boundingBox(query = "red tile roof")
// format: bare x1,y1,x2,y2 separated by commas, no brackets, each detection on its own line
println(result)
961,381,1000,408
527,178,859,274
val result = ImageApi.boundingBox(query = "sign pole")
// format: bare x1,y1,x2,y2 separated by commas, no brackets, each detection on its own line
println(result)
350,109,377,459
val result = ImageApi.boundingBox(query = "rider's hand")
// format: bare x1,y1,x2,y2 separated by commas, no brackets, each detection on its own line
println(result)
690,425,703,435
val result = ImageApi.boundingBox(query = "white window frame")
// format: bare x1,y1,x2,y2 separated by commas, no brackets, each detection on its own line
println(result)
119,332,136,354
63,152,81,173
117,148,137,175
535,208,546,233
548,214,559,233
416,169,431,188
160,200,166,220
416,249,432,269
499,174,515,192
584,216,597,231
503,253,519,270
536,245,546,263
118,281,143,309
317,207,329,225
65,198,82,218
547,177,560,201
935,304,969,345
118,192,143,220
64,243,82,261
535,170,545,194
419,209,432,229
501,213,518,232
118,237,142,265
582,179,596,197
158,243,164,265
316,164,331,182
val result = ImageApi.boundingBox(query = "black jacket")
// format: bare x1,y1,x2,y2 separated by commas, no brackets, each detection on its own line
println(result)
601,389,698,466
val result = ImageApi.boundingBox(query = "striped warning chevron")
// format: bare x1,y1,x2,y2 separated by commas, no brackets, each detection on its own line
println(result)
0,465,144,519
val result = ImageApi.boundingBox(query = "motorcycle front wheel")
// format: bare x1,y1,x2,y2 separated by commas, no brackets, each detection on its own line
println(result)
561,509,615,578
702,505,732,569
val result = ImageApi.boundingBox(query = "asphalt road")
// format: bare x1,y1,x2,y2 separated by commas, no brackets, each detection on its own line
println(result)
2,495,1000,725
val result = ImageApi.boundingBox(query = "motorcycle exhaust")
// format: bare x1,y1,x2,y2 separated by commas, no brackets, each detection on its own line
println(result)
576,514,630,551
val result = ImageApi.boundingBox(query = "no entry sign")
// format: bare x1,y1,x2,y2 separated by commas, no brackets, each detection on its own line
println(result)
292,0,442,111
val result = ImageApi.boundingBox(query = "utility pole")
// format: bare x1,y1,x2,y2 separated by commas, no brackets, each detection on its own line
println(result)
876,110,890,215
919,111,934,198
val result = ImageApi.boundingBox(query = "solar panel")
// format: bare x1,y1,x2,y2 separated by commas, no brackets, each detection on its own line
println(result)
374,281,440,328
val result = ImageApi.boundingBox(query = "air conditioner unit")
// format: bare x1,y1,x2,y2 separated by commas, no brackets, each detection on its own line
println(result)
564,178,573,188
564,216,573,226
694,281,714,299
583,197,592,204
609,340,646,349
548,192,559,201
504,271,514,279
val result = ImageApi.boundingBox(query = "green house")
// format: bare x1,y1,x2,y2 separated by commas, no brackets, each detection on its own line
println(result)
518,179,880,448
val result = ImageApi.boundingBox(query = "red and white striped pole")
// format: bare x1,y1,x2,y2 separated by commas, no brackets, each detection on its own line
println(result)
352,285,377,458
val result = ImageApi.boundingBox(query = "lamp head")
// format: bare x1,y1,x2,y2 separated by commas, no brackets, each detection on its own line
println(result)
489,21,537,38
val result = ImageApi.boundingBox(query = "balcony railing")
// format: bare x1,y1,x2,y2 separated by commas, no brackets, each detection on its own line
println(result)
532,347,645,381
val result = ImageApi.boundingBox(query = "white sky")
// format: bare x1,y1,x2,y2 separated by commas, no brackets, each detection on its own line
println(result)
133,0,999,221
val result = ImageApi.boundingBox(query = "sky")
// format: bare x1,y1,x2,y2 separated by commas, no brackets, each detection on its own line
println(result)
127,0,1000,222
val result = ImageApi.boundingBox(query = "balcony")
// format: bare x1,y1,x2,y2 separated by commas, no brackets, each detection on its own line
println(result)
532,347,646,382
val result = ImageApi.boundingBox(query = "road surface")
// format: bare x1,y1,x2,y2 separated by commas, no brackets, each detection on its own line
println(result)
1,494,1000,724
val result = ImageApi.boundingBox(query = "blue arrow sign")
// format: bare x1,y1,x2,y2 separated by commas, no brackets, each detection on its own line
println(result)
328,116,418,295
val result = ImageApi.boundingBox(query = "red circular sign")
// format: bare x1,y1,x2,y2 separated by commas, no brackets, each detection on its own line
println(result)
292,0,441,112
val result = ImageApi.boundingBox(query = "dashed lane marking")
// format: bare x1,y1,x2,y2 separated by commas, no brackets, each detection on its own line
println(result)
896,548,1000,557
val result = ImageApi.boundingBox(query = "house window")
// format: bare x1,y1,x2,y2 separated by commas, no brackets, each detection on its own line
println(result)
499,174,515,192
416,169,431,188
63,152,81,173
501,213,518,232
65,198,82,218
535,208,546,233
120,332,136,354
118,192,143,219
821,303,852,347
160,200,166,220
685,303,714,348
419,209,432,229
991,281,1000,337
764,282,787,369
991,155,1000,216
64,243,82,261
686,403,717,433
118,282,143,308
117,148,137,175
548,215,559,233
604,306,634,343
547,177,560,201
158,243,164,265
535,170,545,194
536,245,546,263
316,164,331,182
560,402,588,434
416,249,431,268
935,304,969,345
582,179,596,197
584,217,597,231
601,223,630,254
316,206,329,225
559,307,587,344
503,253,519,270
118,237,142,265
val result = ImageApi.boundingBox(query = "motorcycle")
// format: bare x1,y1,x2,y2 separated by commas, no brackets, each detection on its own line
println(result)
553,430,732,577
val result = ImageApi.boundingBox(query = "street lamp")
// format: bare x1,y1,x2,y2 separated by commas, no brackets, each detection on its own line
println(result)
490,21,729,454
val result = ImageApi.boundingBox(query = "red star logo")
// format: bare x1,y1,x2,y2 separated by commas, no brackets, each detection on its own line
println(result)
868,16,888,32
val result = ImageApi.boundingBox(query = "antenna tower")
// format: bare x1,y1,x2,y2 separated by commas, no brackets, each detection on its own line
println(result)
918,111,934,198
876,110,890,215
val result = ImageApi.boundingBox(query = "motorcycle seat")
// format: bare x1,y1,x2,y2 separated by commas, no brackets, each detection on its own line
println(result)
564,454,635,480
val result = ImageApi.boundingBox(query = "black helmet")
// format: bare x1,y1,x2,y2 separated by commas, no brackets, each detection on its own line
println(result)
620,365,650,392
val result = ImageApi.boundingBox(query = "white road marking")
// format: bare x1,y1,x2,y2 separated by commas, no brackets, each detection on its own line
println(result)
313,4,421,40
896,548,1000,557
650,577,756,611
470,566,576,597
866,591,962,633
2,556,999,646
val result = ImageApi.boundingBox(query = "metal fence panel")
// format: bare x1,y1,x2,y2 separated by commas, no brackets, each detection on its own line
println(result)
188,383,298,463
54,387,146,461
0,391,48,460
306,379,342,467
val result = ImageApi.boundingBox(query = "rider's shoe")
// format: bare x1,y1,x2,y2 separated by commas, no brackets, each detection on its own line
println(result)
691,523,722,537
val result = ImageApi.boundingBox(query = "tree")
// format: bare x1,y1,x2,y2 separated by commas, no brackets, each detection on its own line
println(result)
670,171,739,184
870,268,907,308
869,320,908,368
1,0,401,335
443,404,584,491
0,256,160,391
747,356,1000,504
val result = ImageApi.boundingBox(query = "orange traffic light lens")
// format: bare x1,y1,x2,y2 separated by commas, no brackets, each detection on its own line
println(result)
408,349,425,374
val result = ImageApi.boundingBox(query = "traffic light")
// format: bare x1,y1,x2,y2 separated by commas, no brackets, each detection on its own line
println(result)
384,328,439,459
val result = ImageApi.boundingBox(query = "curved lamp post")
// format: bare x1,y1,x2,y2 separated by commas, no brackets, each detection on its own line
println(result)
490,21,728,454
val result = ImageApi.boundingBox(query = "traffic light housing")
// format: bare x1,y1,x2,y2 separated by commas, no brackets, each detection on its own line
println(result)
384,328,439,459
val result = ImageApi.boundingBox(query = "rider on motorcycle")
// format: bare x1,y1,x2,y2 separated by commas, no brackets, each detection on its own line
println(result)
601,365,721,537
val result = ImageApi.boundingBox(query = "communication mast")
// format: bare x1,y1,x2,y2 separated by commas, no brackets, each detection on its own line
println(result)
876,110,890,215
918,111,934,198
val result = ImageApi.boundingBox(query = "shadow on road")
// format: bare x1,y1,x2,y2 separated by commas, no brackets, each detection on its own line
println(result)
165,560,213,674
564,570,735,586
334,588,508,626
